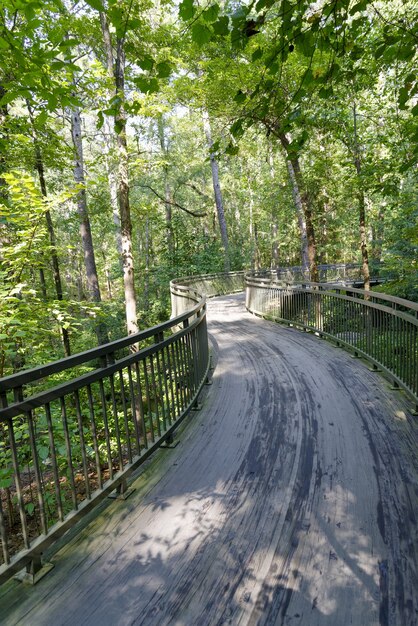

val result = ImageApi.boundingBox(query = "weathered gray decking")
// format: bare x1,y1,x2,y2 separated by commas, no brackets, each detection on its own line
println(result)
0,293,417,625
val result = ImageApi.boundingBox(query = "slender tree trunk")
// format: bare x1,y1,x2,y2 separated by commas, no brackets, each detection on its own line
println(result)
100,12,123,269
157,116,174,260
202,110,230,272
371,206,385,263
100,13,138,337
0,85,7,198
27,104,71,357
268,147,279,268
279,133,318,282
70,105,109,345
353,103,370,291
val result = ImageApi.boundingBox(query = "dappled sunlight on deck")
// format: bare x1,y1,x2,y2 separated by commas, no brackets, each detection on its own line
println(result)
0,293,417,625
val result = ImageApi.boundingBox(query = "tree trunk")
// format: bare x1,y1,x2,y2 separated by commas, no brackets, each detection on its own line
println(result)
157,116,174,260
202,110,230,272
353,103,370,292
27,104,71,357
279,133,318,282
115,39,138,336
100,14,138,337
100,12,123,270
70,105,109,345
0,85,7,198
268,146,279,269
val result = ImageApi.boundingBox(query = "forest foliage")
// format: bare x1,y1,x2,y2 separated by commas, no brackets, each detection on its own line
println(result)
0,0,417,376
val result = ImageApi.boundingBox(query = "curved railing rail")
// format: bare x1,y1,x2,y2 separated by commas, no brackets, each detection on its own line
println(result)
0,291,210,584
245,273,418,406
255,262,389,285
170,271,245,318
0,264,413,585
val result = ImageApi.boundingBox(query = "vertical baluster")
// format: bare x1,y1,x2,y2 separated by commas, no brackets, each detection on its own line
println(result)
178,336,190,405
134,362,147,451
7,419,30,548
73,391,91,500
166,343,178,418
0,396,11,564
127,364,142,453
26,409,48,535
171,340,184,412
154,348,167,433
0,492,9,565
98,380,113,481
182,332,193,402
160,346,172,426
118,370,134,457
86,385,102,490
149,354,162,438
60,397,78,510
109,375,124,471
142,359,155,443
45,403,63,522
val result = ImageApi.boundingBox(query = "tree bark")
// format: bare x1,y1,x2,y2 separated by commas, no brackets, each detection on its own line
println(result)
100,12,123,265
157,116,174,259
202,110,230,272
100,13,139,337
27,104,71,357
70,105,109,345
268,148,279,268
279,133,318,282
353,103,370,292
0,84,7,199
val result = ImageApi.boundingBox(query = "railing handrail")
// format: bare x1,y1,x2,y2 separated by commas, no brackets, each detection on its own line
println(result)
245,272,418,406
0,265,413,585
245,275,418,314
0,299,206,395
0,279,212,585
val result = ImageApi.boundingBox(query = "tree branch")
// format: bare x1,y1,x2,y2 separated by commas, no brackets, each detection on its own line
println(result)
138,184,207,218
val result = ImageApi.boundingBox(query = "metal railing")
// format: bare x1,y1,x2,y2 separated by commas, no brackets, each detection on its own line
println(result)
170,271,245,318
0,264,413,585
257,262,389,285
246,274,418,406
0,290,210,584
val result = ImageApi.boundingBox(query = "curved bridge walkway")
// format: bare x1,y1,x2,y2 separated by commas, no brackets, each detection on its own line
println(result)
1,294,417,625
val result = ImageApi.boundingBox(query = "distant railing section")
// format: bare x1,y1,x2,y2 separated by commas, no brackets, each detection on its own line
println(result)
259,261,388,285
245,273,418,406
170,271,245,318
0,293,210,584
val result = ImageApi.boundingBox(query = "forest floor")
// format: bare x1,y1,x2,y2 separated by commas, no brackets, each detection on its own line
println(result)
0,293,417,626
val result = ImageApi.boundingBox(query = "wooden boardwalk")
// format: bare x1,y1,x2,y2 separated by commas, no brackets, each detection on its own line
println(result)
1,294,417,625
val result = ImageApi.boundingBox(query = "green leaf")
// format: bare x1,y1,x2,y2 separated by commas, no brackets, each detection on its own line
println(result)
255,0,275,10
38,445,49,460
84,0,104,11
138,55,154,71
230,119,245,139
192,23,212,45
134,76,160,93
156,61,172,78
202,4,220,23
349,0,369,14
26,502,35,516
252,47,263,61
213,16,229,36
225,143,239,155
97,110,104,130
179,0,195,21
233,90,246,104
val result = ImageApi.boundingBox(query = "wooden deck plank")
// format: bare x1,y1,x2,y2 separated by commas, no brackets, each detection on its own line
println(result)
0,293,417,625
